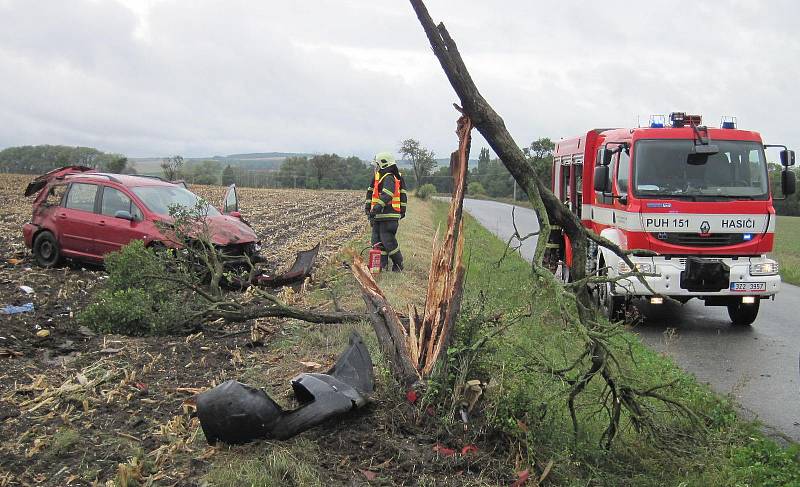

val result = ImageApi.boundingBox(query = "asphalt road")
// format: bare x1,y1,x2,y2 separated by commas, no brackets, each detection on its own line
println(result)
462,198,800,441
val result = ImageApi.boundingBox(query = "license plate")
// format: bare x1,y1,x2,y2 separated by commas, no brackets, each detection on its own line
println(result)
730,282,766,292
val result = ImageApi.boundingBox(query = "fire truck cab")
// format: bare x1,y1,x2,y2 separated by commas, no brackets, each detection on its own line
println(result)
551,113,796,325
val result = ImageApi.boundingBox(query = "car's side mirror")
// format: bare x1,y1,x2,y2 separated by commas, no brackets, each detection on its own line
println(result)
781,149,796,167
594,165,610,192
782,170,796,196
229,211,241,219
114,210,134,221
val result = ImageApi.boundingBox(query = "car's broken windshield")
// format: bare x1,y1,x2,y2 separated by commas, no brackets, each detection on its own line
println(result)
633,139,768,199
131,186,221,217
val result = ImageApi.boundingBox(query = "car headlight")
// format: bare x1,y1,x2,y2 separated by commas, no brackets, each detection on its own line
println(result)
618,262,653,274
750,261,779,276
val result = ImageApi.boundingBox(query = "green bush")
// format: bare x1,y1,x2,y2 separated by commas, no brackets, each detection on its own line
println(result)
725,437,800,486
415,183,436,200
468,181,487,196
78,240,191,336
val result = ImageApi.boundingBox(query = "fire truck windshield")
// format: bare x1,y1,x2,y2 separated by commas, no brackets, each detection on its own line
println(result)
633,139,768,200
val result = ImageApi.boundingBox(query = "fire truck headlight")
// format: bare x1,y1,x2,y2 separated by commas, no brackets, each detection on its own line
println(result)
618,262,653,274
750,261,779,276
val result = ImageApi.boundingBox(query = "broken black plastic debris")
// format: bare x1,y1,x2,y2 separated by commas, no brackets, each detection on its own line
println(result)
253,243,320,287
196,331,374,444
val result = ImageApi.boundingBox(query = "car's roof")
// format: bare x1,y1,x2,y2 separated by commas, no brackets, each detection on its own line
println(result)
64,172,178,188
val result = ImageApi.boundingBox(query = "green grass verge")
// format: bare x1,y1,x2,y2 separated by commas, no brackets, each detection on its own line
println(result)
436,202,800,486
775,215,800,286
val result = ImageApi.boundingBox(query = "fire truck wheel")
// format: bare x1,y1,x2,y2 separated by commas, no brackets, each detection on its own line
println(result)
596,260,623,320
598,281,624,321
727,300,760,326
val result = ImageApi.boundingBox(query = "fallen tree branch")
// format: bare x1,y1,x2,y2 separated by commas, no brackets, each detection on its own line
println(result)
409,0,699,448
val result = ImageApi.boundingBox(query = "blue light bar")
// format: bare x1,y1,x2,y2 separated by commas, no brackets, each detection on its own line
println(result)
743,233,753,241
649,114,667,129
721,116,737,129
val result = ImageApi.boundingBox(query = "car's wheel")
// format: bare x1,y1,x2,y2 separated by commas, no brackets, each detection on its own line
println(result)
727,300,760,326
33,231,62,268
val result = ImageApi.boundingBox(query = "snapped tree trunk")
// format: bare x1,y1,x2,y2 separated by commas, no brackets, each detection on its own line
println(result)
350,111,472,385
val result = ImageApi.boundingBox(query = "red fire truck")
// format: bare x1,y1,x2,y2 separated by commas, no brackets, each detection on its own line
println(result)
551,112,796,325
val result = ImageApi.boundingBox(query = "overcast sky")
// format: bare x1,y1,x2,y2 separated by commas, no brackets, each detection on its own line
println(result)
1,0,798,160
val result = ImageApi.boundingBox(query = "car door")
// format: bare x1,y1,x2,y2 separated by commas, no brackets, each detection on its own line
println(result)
95,186,147,256
59,182,103,258
221,184,239,214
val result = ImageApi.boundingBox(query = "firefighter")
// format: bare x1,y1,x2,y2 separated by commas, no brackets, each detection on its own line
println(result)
364,151,407,271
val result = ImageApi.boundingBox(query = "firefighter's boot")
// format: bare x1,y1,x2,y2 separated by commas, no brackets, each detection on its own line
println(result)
390,252,404,272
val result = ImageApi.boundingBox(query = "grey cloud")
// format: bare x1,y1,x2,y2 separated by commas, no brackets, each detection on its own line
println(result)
0,0,798,159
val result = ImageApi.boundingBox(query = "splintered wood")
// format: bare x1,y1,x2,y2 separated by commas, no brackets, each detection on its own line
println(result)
351,112,471,383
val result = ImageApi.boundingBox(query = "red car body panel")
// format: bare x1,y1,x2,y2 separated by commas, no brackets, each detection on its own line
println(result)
23,168,259,263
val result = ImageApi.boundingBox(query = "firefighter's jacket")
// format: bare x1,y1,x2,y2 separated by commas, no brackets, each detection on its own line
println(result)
364,171,407,220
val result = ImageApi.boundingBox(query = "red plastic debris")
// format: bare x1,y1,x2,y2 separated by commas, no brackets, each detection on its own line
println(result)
432,443,456,457
360,469,377,481
406,389,418,404
461,444,479,455
511,469,530,487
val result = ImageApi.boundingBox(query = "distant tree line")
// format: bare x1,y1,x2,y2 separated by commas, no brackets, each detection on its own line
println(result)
1,139,558,201
770,164,800,216
0,145,131,174
424,138,555,200
275,154,373,190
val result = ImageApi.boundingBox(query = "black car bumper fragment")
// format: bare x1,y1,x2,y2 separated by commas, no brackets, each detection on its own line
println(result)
196,331,374,444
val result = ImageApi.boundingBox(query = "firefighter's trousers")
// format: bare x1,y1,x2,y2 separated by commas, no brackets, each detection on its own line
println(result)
371,219,403,270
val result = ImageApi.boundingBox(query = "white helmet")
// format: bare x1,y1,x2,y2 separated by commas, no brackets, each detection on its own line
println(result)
373,152,397,170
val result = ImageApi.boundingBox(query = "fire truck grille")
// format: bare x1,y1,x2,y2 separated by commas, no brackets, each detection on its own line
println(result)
652,233,747,247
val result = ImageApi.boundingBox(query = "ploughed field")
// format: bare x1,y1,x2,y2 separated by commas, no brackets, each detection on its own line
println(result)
0,173,366,485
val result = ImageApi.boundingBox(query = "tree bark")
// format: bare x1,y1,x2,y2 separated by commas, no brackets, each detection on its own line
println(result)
350,254,422,386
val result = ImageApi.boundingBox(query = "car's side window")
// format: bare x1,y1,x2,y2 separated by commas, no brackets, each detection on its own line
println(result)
64,183,99,212
45,184,68,207
101,187,133,217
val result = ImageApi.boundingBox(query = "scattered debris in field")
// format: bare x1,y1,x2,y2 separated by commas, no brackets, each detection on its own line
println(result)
360,469,378,481
0,174,369,484
1,302,34,314
197,332,374,444
254,243,320,287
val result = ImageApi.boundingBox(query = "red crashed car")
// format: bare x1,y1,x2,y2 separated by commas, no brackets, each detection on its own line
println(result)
23,166,261,267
